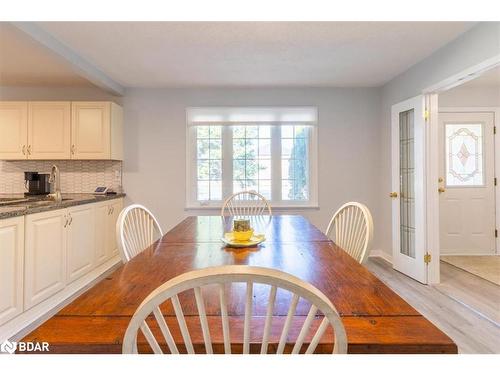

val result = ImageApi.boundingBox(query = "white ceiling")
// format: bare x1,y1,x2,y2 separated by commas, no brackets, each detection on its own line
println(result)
0,23,94,87
1,22,476,88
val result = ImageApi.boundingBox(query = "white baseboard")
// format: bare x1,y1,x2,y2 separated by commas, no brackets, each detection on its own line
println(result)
1,256,121,343
369,249,393,264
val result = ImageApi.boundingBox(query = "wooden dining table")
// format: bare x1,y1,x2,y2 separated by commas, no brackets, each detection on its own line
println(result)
21,215,457,354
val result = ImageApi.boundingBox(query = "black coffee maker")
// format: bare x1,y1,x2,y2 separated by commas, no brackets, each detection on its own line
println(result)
24,172,51,196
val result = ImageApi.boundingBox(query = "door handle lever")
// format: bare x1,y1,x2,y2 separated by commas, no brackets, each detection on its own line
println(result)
438,187,445,193
389,192,398,198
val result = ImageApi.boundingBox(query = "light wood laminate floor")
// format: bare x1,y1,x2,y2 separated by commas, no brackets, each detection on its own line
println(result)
366,257,500,354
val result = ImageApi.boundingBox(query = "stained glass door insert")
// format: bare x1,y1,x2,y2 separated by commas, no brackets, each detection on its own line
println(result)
445,123,484,187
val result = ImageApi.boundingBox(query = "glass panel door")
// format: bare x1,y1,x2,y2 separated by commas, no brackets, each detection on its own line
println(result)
391,95,427,284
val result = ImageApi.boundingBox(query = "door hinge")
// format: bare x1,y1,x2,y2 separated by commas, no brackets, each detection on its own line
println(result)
494,126,497,135
424,109,430,121
496,229,498,238
495,177,497,186
424,252,432,264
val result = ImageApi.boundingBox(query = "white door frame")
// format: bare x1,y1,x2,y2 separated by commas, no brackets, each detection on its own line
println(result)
422,53,500,284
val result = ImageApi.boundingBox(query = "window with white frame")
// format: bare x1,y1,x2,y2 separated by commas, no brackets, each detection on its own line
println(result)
186,107,318,208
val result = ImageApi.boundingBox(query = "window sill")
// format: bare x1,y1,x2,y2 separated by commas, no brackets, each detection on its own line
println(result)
185,204,319,211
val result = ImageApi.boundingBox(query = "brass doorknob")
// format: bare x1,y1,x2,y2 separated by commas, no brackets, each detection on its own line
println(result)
389,192,398,198
438,187,445,193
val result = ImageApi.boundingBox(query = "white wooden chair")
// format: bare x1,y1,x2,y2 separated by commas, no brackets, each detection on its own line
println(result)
122,265,347,354
325,202,374,264
220,190,272,217
116,204,163,263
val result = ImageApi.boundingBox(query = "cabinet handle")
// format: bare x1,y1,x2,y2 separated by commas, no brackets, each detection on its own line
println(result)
22,145,26,155
27,145,32,155
111,207,114,214
71,145,75,155
68,213,73,226
63,215,68,228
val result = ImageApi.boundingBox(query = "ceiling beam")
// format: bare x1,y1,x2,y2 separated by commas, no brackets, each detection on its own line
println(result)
11,22,125,96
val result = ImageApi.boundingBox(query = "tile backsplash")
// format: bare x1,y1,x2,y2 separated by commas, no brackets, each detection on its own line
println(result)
0,160,123,194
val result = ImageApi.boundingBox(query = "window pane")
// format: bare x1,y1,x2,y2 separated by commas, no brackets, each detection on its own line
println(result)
259,180,272,200
281,159,294,179
209,126,221,138
258,159,271,179
245,139,258,157
282,180,292,200
282,125,294,138
197,160,209,180
197,126,210,138
209,160,222,179
209,139,222,159
259,139,271,157
281,139,293,158
281,125,310,201
197,181,209,201
295,126,308,138
210,181,222,200
246,126,258,138
193,120,313,205
259,126,271,138
196,125,222,202
197,139,209,159
245,159,257,180
233,180,246,192
445,123,484,186
233,159,245,180
231,125,272,199
233,126,245,138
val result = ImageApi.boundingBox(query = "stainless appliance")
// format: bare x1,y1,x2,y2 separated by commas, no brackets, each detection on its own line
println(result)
24,172,51,196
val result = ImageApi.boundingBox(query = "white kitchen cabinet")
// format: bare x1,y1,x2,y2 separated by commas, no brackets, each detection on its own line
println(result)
0,216,24,325
24,209,67,310
71,102,123,160
1,198,124,341
66,204,95,283
28,102,71,159
95,199,123,265
94,202,110,266
0,101,122,161
107,199,123,257
0,102,28,160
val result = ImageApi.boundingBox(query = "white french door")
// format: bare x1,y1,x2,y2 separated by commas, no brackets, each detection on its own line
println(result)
391,96,427,284
438,111,496,255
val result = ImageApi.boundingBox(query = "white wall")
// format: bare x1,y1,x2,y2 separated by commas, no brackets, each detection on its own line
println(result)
378,22,500,255
439,86,500,107
122,87,384,247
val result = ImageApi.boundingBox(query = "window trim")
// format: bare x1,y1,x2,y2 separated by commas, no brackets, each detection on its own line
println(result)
185,109,319,210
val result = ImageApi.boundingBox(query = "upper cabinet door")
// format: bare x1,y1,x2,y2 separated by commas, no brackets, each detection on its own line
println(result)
71,102,111,159
0,102,28,160
28,102,71,160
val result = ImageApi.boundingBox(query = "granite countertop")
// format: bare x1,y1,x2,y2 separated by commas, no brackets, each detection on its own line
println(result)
0,193,126,220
